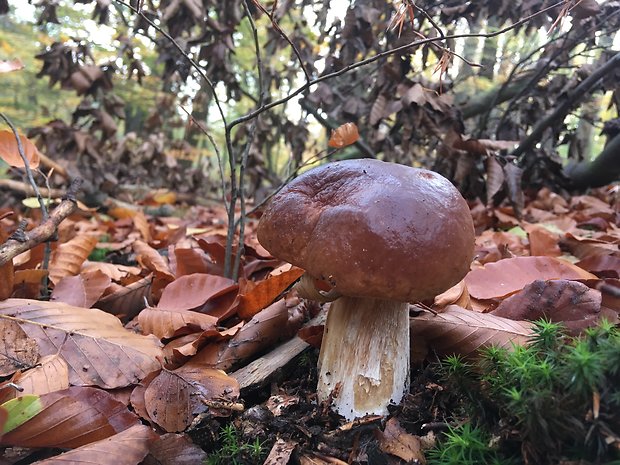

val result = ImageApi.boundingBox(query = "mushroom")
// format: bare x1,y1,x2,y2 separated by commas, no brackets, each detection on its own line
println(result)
257,159,475,420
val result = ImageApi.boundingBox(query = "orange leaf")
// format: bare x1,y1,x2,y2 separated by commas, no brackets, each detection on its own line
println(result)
464,256,597,300
50,270,112,308
49,235,98,285
238,266,304,319
157,273,237,312
328,122,359,148
0,130,41,169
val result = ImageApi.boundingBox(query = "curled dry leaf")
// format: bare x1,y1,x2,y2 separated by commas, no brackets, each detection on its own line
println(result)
524,224,562,257
0,130,41,169
133,211,151,243
49,235,98,285
138,306,218,339
263,437,298,465
147,432,208,465
237,266,304,319
96,276,152,320
0,386,139,448
376,417,425,464
491,279,601,334
156,273,237,313
50,269,112,308
0,299,162,389
465,256,597,300
576,255,620,278
144,365,240,432
327,122,359,148
411,305,534,360
32,424,156,465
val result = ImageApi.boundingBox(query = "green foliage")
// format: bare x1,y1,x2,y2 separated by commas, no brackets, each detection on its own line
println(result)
205,424,267,465
434,320,620,464
427,423,518,465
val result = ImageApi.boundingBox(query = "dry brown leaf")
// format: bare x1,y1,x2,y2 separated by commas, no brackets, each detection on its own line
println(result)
82,261,142,282
0,130,41,169
144,365,239,432
96,276,152,320
464,256,597,300
524,224,562,257
433,279,470,309
376,417,425,464
0,319,39,376
50,269,112,308
14,354,70,397
12,269,47,299
33,424,156,465
1,386,140,448
156,273,237,312
0,299,162,389
263,438,298,465
146,432,208,465
138,306,218,339
0,261,13,301
133,240,173,278
174,247,212,276
411,305,534,360
238,266,304,319
49,235,98,285
576,255,620,278
491,279,601,334
486,155,505,207
133,211,152,242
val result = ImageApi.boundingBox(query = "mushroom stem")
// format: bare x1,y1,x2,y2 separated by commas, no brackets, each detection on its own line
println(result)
317,296,410,420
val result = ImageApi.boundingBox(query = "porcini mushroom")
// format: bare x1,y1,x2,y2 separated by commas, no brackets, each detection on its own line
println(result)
257,159,474,420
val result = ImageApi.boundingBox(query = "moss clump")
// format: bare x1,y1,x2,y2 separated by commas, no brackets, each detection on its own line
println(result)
430,320,620,465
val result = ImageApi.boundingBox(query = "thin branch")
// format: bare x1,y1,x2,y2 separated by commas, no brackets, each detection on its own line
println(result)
0,178,83,267
0,113,48,221
228,1,565,131
111,0,228,128
512,51,620,160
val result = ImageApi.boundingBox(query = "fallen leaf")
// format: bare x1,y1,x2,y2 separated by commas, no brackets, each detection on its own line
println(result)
238,266,304,319
328,122,359,148
49,235,98,285
0,299,162,389
0,319,39,376
156,273,237,312
144,365,239,432
138,306,218,339
491,279,601,334
263,437,298,465
411,305,534,360
50,269,112,307
1,387,139,448
376,417,425,464
13,354,70,397
32,424,156,465
146,432,208,465
464,256,597,300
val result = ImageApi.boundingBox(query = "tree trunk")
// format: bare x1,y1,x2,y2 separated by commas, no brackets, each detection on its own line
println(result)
566,134,620,188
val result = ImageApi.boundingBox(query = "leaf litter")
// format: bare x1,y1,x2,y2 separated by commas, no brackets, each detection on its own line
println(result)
0,185,619,463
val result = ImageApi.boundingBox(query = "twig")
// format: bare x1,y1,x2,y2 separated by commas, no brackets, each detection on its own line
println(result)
228,1,565,131
511,51,620,160
0,113,48,221
0,178,83,267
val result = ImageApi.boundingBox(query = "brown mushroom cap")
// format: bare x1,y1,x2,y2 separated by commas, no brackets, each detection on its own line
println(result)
257,159,475,302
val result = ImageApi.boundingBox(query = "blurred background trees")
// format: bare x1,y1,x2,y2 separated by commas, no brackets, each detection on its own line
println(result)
0,0,619,207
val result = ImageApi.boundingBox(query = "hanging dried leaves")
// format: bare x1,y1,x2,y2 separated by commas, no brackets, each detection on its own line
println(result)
327,122,359,148
0,131,41,169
